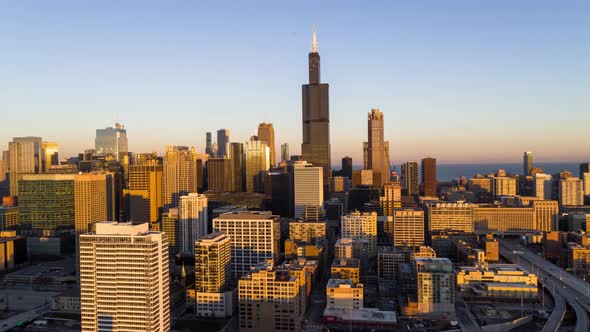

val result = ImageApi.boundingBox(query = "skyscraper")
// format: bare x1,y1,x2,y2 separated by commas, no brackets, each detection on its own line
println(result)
228,142,244,192
301,26,331,183
95,123,128,160
79,222,170,332
293,161,324,219
402,161,419,196
194,231,234,318
206,158,232,192
391,209,425,247
8,136,42,196
163,146,197,209
580,163,590,178
341,211,378,259
18,173,115,234
244,140,269,193
523,151,533,176
364,108,390,187
123,165,163,229
421,157,437,197
216,129,230,158
212,211,280,278
74,172,116,234
205,132,213,157
257,123,276,167
280,143,290,163
179,193,208,253
42,141,59,173
559,177,584,206
342,156,353,179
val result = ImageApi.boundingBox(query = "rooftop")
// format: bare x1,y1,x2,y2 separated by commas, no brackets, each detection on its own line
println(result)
323,307,397,324
216,211,277,220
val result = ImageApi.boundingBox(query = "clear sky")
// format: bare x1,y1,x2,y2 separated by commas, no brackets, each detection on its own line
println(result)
1,1,589,165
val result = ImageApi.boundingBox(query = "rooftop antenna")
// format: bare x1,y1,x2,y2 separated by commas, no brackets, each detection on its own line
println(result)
311,24,318,53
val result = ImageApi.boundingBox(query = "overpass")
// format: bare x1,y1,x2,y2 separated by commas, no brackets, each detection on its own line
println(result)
500,239,590,332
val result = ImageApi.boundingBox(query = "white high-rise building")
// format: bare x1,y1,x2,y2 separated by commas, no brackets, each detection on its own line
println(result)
492,176,517,199
583,173,590,197
79,222,170,332
179,193,208,253
212,211,280,278
293,161,324,219
534,173,552,200
560,178,584,206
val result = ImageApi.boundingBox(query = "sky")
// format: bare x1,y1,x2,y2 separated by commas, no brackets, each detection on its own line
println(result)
0,1,589,166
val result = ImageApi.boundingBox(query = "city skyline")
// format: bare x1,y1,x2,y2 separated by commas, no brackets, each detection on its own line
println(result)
2,1,589,164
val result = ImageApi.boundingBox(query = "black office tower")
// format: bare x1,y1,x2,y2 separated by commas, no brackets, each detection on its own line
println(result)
301,27,331,183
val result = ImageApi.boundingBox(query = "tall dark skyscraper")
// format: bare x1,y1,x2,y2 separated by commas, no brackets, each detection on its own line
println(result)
580,162,590,178
301,26,331,182
421,157,437,197
342,157,352,179
523,151,533,176
217,129,230,158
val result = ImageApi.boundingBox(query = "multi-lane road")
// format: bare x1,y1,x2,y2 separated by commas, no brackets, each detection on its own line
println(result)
500,239,590,332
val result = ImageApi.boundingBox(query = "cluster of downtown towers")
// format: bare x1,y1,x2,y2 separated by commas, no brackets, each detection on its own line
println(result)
0,31,444,331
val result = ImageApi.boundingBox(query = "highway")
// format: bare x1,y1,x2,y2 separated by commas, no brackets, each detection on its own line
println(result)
500,240,590,332
0,304,51,332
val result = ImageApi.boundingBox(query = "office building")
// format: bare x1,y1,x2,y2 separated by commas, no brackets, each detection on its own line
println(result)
341,211,378,259
560,177,584,206
205,132,213,157
244,140,270,193
0,231,27,272
280,143,290,163
264,170,293,218
0,206,18,231
293,161,324,219
326,279,363,310
194,231,234,318
331,259,361,284
123,165,163,229
380,181,402,216
289,220,326,243
301,27,331,183
342,157,353,179
179,193,208,253
8,136,43,196
19,173,114,234
330,176,351,194
364,108,390,187
257,123,276,167
335,238,354,259
402,161,419,196
228,142,244,192
392,209,425,247
421,158,437,197
468,176,492,203
217,129,230,158
238,264,306,332
213,211,280,278
492,175,517,199
95,123,128,160
42,141,59,173
584,172,590,197
457,263,538,300
523,151,533,176
207,158,232,192
163,146,198,209
534,173,552,200
74,172,116,233
79,222,169,332
161,208,179,253
414,257,455,316
425,202,475,234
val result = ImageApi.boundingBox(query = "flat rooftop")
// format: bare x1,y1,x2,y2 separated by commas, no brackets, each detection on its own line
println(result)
216,211,277,220
323,307,397,324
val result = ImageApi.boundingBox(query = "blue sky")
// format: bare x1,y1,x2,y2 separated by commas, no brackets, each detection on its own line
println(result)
1,1,589,165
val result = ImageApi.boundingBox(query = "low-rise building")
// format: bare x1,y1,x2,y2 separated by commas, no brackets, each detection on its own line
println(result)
331,259,361,284
326,279,363,310
456,263,538,300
